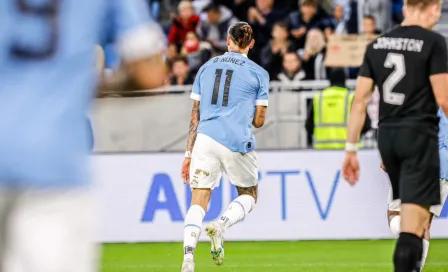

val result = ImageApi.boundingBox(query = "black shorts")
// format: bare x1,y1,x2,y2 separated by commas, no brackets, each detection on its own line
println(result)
378,127,441,206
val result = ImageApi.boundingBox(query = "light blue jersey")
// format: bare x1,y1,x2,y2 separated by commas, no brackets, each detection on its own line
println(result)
438,108,448,180
190,52,269,153
0,0,162,188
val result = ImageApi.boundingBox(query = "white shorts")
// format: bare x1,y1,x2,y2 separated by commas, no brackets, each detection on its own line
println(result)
388,179,448,217
0,188,97,272
190,133,258,190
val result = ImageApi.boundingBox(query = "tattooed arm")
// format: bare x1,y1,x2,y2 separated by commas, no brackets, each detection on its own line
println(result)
181,100,200,183
186,100,200,153
252,106,267,128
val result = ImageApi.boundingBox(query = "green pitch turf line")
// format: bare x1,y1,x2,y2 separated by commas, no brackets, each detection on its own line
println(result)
101,240,448,272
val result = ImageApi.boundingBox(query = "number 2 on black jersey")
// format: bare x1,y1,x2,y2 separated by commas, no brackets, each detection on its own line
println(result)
10,0,59,60
383,53,406,105
212,69,234,106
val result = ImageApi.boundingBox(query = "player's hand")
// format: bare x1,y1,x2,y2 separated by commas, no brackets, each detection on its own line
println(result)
342,152,360,186
291,27,307,38
298,26,307,36
291,29,302,38
302,52,311,61
380,162,387,172
181,158,191,185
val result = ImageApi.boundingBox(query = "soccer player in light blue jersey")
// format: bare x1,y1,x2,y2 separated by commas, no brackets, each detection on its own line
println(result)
0,1,165,271
385,108,448,271
180,22,269,272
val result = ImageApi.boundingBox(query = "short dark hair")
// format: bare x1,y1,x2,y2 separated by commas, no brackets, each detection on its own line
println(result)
171,56,189,66
228,22,254,49
300,0,317,7
363,15,376,21
283,51,301,64
203,3,221,13
328,68,346,87
284,51,300,58
273,21,289,31
406,0,441,8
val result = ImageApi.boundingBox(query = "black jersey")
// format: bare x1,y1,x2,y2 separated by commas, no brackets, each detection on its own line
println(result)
359,25,448,136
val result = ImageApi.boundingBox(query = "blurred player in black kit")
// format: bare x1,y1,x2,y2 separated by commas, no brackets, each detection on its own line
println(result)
341,0,448,271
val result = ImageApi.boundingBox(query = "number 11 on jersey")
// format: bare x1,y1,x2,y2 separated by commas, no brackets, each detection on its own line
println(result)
212,69,234,107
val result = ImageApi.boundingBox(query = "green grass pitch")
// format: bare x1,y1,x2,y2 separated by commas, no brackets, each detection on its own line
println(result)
101,240,448,272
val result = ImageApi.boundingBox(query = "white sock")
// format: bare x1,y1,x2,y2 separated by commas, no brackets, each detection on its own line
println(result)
420,239,429,271
389,215,401,237
218,194,255,232
183,205,205,261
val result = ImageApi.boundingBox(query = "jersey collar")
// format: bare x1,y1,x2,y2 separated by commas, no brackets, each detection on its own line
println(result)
226,51,248,58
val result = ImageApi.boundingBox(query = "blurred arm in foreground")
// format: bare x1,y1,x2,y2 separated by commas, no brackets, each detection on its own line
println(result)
100,0,167,93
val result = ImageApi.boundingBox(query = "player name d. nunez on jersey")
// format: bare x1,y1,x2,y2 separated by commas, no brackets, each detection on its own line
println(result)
214,56,246,66
373,37,424,52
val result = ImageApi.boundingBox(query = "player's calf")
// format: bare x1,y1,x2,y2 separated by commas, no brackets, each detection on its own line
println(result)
388,211,432,272
393,204,431,272
183,189,210,265
218,185,257,231
400,204,430,238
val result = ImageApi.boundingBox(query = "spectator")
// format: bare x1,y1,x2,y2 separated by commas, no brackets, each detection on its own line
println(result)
319,0,337,18
332,0,351,22
392,0,404,25
198,3,239,54
361,0,391,32
167,1,200,53
248,0,286,62
260,21,295,80
347,15,381,79
289,0,323,49
215,0,256,22
193,1,235,22
192,0,212,15
299,29,328,80
276,52,306,84
274,0,297,14
170,56,195,86
181,31,212,74
362,15,381,36
305,68,371,148
322,4,347,39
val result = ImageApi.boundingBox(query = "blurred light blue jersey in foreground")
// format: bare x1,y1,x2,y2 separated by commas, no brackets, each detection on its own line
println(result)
438,108,448,180
0,0,164,188
190,52,269,153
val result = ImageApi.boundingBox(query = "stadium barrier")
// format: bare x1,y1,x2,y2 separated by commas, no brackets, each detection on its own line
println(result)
93,150,448,243
93,80,378,152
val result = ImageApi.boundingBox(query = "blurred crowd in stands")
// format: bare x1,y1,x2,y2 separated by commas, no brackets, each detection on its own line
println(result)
103,0,404,89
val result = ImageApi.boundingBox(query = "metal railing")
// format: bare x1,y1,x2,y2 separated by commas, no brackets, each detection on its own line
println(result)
94,80,378,152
